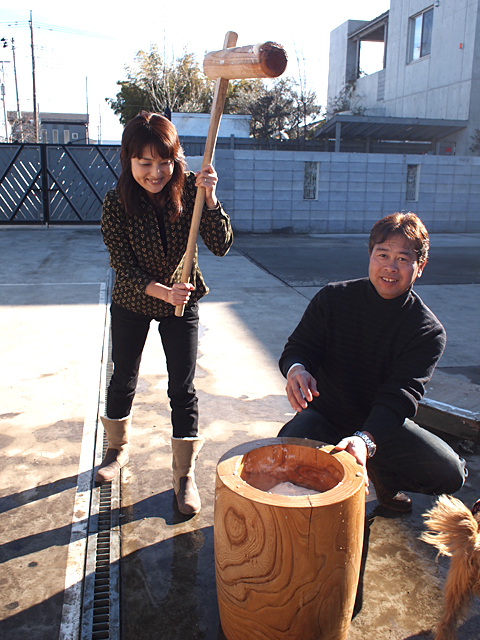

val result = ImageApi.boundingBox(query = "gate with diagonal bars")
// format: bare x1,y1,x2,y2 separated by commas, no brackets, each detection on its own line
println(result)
0,144,121,224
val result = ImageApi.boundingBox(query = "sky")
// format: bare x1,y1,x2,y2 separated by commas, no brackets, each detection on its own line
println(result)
0,1,390,143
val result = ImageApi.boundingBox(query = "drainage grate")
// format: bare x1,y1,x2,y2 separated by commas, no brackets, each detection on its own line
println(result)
81,435,120,640
81,285,120,640
91,445,116,640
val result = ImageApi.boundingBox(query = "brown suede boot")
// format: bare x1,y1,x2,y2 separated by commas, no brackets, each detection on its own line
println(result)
95,415,131,483
368,467,412,513
171,436,205,515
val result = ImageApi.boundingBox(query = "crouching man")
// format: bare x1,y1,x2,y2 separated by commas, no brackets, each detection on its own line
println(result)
278,212,466,512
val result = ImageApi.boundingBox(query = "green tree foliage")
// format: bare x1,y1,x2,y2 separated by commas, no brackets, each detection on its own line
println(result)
106,45,214,123
224,79,264,115
107,46,323,139
228,77,322,139
133,47,213,113
107,81,154,126
245,79,295,138
286,81,323,140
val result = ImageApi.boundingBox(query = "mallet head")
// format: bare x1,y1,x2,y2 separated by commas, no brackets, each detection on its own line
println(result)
203,41,288,80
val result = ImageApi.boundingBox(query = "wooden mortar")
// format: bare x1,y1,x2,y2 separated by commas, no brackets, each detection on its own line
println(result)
214,437,365,640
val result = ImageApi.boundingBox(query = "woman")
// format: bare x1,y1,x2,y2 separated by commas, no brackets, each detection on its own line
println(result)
99,111,233,515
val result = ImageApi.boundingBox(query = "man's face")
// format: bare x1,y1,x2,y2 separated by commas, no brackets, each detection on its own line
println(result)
369,235,423,299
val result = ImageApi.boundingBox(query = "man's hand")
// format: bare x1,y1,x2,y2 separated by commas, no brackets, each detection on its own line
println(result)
285,364,319,412
334,434,372,494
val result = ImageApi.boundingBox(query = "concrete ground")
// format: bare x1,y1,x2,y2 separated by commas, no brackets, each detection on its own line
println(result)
0,227,479,640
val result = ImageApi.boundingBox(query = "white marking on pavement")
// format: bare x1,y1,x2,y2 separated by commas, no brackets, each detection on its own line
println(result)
58,282,108,640
0,282,104,286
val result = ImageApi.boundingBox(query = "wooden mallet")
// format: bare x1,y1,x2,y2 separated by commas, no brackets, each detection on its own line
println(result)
174,32,288,316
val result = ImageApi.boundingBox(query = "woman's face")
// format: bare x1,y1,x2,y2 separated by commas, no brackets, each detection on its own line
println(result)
131,146,174,199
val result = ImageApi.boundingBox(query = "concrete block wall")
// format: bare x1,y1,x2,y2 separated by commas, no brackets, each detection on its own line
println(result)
214,149,480,234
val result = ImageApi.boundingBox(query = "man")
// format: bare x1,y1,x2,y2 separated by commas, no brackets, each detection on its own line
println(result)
278,213,466,512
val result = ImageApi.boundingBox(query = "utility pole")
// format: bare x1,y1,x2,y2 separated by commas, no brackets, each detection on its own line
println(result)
1,80,6,141
11,38,23,142
12,40,21,118
1,37,23,141
98,105,101,144
30,10,39,143
86,76,89,143
0,60,10,141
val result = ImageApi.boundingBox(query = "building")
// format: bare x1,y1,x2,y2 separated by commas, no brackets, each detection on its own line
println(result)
7,111,89,144
317,0,480,156
172,113,251,138
38,112,89,144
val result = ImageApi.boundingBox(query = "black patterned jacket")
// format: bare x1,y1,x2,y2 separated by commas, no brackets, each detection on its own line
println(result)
101,172,233,318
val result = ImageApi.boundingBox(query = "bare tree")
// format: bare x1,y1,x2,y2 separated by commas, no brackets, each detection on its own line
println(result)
470,129,480,155
107,45,214,123
326,80,366,119
8,112,36,143
107,46,322,140
290,50,323,141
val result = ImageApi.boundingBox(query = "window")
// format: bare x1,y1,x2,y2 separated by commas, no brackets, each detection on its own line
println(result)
64,129,70,144
303,162,319,200
72,132,79,140
409,7,433,61
406,165,420,202
52,129,59,144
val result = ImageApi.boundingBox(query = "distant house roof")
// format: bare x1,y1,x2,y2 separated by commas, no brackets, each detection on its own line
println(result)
7,111,89,126
40,113,89,125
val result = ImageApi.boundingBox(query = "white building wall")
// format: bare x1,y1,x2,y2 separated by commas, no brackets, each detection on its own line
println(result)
331,0,480,154
172,113,251,138
354,73,384,114
382,0,477,119
327,20,368,108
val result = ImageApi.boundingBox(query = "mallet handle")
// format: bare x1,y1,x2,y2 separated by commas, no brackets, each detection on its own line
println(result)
175,31,238,317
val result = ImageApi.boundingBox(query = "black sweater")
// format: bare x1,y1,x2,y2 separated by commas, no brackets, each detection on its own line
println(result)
279,278,446,445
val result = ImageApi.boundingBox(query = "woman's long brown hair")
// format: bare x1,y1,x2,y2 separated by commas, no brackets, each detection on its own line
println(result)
117,111,186,221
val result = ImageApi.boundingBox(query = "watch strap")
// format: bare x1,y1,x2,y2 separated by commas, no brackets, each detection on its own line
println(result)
353,431,376,458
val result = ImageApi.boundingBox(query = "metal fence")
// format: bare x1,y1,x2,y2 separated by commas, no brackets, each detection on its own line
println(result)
0,144,121,225
0,136,434,226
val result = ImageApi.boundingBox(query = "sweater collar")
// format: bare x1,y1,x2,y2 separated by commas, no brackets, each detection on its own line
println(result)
366,278,413,309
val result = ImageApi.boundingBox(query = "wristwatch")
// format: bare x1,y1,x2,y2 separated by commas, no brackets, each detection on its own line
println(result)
353,431,377,458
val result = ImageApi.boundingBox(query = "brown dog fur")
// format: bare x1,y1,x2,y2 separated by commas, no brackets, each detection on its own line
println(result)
421,495,480,640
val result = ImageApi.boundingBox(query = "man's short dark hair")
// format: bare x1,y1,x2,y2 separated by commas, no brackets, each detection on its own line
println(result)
369,212,429,266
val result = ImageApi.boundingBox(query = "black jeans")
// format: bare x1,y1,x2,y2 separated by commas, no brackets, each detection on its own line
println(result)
278,408,466,496
107,302,199,438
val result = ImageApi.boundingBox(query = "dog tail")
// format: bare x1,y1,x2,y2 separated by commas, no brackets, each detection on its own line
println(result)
420,494,480,557
422,496,480,640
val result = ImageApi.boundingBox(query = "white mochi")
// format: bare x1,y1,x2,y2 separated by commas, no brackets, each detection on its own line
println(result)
268,481,320,496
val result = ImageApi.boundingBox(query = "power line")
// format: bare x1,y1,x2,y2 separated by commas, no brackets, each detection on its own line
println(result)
0,20,112,39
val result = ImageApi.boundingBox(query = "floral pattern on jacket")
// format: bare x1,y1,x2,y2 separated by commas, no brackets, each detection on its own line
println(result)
101,172,233,318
